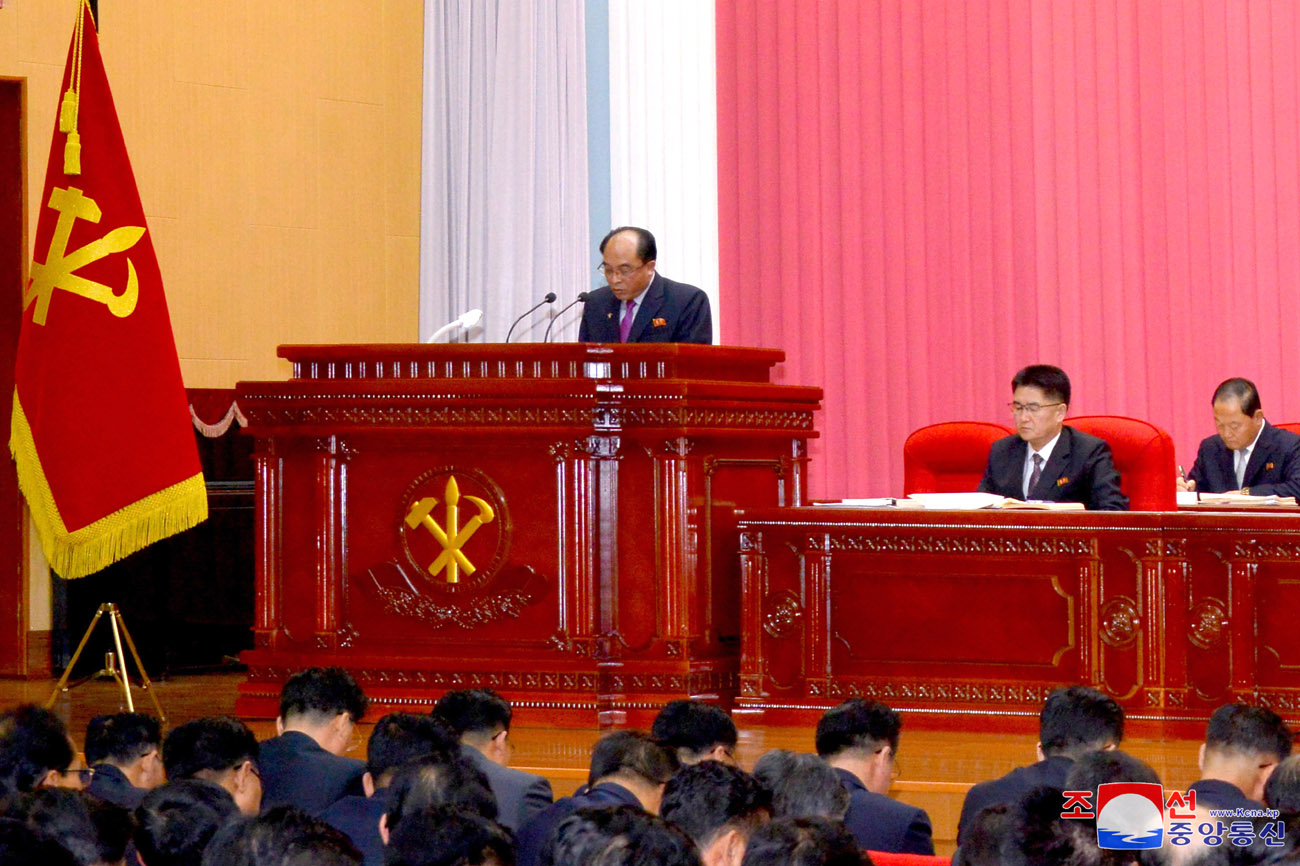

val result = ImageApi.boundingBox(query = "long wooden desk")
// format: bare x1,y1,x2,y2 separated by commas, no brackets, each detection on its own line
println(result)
734,507,1300,733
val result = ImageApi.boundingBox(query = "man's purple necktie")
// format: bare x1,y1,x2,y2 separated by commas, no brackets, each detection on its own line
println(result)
619,300,637,343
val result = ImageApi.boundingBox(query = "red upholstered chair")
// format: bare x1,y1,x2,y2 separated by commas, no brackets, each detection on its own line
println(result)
865,853,950,866
1064,415,1176,511
903,421,1015,494
1275,422,1300,436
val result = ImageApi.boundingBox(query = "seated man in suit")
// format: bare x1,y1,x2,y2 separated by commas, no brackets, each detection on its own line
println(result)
651,700,739,766
84,712,164,810
815,699,934,856
162,716,262,815
579,226,712,345
1190,704,1293,811
978,364,1129,510
1179,377,1300,498
957,685,1124,845
258,667,369,815
431,689,554,832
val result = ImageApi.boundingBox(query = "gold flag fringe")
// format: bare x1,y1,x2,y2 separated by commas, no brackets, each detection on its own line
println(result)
10,393,208,579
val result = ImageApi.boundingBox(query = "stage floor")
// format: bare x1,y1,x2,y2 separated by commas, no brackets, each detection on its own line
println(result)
3,673,1208,858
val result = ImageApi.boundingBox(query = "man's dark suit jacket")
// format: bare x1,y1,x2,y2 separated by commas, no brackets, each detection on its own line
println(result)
956,755,1073,845
1188,422,1300,498
258,731,366,816
461,745,553,832
577,275,712,344
319,786,393,866
1189,779,1260,812
978,426,1129,511
833,767,935,855
87,763,147,811
515,782,642,866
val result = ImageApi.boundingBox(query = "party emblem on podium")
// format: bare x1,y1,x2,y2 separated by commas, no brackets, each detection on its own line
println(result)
399,467,511,591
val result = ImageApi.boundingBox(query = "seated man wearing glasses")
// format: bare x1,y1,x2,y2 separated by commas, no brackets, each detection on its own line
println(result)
978,364,1129,510
578,226,712,345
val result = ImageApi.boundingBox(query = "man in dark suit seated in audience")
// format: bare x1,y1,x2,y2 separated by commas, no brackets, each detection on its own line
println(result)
651,700,739,766
0,705,84,796
548,806,699,866
258,667,369,816
377,751,499,846
1180,377,1300,498
319,713,459,866
660,761,770,866
815,699,934,855
84,712,164,811
515,731,679,866
136,779,239,866
1190,704,1293,811
162,716,262,815
978,364,1129,510
432,689,554,831
956,685,1124,845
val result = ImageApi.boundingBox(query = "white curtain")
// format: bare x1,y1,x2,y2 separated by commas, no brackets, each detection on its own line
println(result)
421,1,590,344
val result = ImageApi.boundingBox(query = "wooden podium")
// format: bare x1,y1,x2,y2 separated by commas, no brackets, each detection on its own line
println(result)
233,344,821,725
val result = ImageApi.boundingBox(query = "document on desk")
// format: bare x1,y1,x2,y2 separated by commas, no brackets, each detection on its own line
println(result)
906,492,1008,510
814,498,926,508
1178,491,1299,507
998,499,1086,511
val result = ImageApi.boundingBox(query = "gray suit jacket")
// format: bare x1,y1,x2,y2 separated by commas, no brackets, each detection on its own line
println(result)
461,744,554,832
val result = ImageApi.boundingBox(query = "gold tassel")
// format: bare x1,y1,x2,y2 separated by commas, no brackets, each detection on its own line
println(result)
64,131,81,176
58,90,78,133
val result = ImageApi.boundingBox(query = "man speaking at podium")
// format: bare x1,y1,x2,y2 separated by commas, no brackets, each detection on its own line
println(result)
578,226,712,344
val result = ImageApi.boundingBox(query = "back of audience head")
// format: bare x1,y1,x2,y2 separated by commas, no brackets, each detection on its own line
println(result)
1201,704,1293,803
200,806,361,866
0,704,78,795
1266,754,1300,815
381,752,497,841
0,787,133,866
385,806,513,866
85,712,165,791
135,779,239,866
750,750,848,821
955,788,1073,866
814,699,901,795
660,762,770,866
1062,750,1161,866
651,701,739,765
277,667,369,757
1038,686,1125,760
739,817,865,866
432,690,515,765
587,730,679,815
364,712,457,795
162,717,261,816
0,816,80,866
544,804,699,866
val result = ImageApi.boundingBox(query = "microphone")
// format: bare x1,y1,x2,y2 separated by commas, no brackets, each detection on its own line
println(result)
505,292,557,343
543,292,589,343
425,308,484,343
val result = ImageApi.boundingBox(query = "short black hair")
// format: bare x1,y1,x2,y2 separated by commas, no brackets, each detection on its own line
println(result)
0,817,81,866
0,788,133,866
1213,377,1262,416
651,700,738,761
384,753,498,832
0,704,74,796
432,690,513,739
660,761,770,847
1265,755,1300,815
1206,704,1294,762
135,779,239,866
1011,365,1071,406
84,712,161,766
386,806,514,866
588,730,679,788
739,817,864,866
163,717,259,781
200,806,361,866
279,667,369,724
545,805,697,866
1062,750,1160,837
1039,686,1125,759
814,699,901,759
750,750,848,821
366,712,457,781
600,226,657,263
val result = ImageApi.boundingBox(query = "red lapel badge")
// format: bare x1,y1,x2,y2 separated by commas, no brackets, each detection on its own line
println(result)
1057,477,1069,487
653,317,667,327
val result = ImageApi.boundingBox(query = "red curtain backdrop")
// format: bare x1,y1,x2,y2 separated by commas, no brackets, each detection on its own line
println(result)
717,0,1300,499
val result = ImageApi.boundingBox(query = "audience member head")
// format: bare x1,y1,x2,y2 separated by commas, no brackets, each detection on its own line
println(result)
1062,751,1160,866
200,806,360,866
1266,755,1300,815
363,712,457,796
739,817,864,866
750,751,847,821
814,699,901,795
432,690,515,766
380,752,497,842
85,712,165,791
0,787,133,866
1038,686,1125,761
956,787,1074,866
660,762,769,866
587,730,679,815
276,667,369,757
385,806,513,866
135,779,239,866
651,701,738,765
1200,704,1294,803
0,817,80,866
544,805,698,866
0,704,79,795
1211,378,1265,452
1009,365,1071,450
162,717,261,816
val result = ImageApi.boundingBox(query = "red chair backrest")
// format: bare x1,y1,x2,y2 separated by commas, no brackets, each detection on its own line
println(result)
903,421,1015,495
866,853,950,866
1275,422,1300,436
1065,415,1176,510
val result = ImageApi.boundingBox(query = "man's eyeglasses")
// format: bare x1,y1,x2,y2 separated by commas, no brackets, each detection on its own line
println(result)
72,768,95,786
1008,402,1064,416
598,262,645,280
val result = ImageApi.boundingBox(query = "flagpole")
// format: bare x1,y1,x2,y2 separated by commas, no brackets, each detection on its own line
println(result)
88,0,97,26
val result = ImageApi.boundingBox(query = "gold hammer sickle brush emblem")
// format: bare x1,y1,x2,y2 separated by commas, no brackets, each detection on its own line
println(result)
404,477,495,583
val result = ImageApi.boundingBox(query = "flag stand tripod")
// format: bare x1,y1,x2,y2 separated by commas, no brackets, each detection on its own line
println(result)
45,602,166,724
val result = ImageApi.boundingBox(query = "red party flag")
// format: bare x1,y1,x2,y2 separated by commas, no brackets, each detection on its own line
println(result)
11,0,206,578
